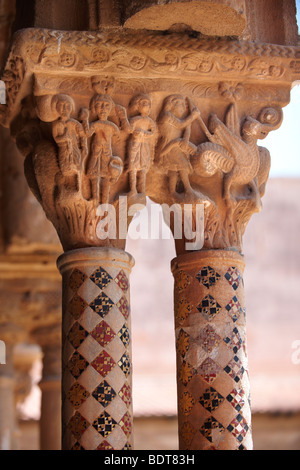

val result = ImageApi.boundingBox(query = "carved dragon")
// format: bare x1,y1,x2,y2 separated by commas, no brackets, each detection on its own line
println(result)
191,103,283,207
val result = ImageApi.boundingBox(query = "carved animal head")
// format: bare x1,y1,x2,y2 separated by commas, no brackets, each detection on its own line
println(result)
242,116,271,140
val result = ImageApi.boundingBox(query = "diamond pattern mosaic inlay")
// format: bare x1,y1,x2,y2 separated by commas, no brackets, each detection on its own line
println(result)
91,321,116,347
90,267,113,288
116,296,130,320
67,382,90,409
67,351,89,379
225,296,243,322
224,355,245,383
62,260,133,450
224,327,243,353
91,350,116,377
227,414,249,442
114,270,129,292
200,417,225,443
198,357,222,384
92,380,116,407
224,267,243,290
197,295,221,321
118,382,132,408
67,412,89,440
89,292,114,317
67,322,89,349
174,259,251,450
69,295,88,320
196,266,221,289
118,352,131,378
93,411,117,437
118,324,130,348
226,388,245,412
69,269,87,292
199,387,224,412
197,325,221,353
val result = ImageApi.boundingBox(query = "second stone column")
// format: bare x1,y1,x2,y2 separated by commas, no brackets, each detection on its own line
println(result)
172,250,252,450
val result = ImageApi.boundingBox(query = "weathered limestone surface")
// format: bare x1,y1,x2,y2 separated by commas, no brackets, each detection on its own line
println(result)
32,325,61,450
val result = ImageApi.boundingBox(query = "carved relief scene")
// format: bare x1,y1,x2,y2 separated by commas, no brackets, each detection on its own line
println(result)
6,79,288,255
1,25,298,256
10,76,160,251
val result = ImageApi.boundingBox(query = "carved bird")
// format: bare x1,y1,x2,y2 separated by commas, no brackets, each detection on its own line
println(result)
190,103,282,206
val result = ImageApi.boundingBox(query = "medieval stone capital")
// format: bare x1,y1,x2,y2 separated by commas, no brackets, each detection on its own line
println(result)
0,27,299,254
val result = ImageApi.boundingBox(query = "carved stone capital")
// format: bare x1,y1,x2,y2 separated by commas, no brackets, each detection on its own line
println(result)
1,27,299,252
149,98,283,254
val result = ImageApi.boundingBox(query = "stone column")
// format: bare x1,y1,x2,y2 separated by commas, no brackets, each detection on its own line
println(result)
0,28,146,450
0,325,24,450
57,247,134,450
32,325,62,451
39,343,62,450
13,343,43,450
172,250,251,450
0,344,15,450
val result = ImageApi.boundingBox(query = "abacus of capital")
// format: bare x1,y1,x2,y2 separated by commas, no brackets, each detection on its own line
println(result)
0,1,299,450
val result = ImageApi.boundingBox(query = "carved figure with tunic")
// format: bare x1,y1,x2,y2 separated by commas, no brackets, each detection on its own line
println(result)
126,93,156,195
83,93,123,205
51,93,87,179
156,94,200,198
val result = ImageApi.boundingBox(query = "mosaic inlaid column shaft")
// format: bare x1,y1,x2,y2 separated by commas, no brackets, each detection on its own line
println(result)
0,345,15,450
57,247,135,450
171,250,252,450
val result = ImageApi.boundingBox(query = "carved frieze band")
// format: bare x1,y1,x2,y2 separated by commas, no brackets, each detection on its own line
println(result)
1,27,300,124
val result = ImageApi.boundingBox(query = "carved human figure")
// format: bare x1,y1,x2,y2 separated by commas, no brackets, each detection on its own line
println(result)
156,94,200,197
85,94,121,205
126,93,156,195
52,94,87,178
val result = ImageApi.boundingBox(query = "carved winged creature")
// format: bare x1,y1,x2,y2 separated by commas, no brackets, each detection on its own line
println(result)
191,103,282,207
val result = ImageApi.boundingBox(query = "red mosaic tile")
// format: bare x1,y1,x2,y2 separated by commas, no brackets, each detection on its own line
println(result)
114,270,129,292
91,350,116,377
90,321,116,347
